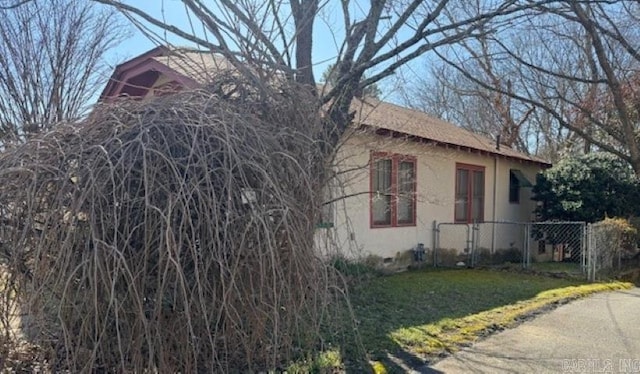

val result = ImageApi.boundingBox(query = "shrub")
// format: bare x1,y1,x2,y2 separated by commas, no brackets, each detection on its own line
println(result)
597,217,637,257
532,153,640,222
435,248,470,267
331,256,380,278
476,247,522,265
0,78,345,372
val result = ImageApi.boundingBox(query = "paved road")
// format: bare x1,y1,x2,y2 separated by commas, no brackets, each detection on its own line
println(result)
429,288,640,373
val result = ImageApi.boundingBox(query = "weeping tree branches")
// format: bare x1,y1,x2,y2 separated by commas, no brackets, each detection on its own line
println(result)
0,77,347,372
0,0,126,145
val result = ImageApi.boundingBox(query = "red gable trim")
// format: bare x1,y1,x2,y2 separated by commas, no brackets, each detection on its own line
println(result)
99,46,199,101
99,46,166,100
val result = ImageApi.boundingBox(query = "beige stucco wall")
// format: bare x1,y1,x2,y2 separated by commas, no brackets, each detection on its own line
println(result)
317,130,544,259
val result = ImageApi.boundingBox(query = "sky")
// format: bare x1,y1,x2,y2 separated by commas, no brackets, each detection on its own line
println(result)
101,1,416,103
106,1,343,81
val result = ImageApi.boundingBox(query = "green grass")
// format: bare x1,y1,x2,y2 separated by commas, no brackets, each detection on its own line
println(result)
3,264,631,373
349,269,581,353
530,261,583,273
285,349,343,373
331,268,632,372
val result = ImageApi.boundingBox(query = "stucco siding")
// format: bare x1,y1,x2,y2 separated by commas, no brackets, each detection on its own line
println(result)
320,131,543,259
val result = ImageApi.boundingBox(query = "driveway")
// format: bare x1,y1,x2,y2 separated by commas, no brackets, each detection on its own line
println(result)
429,288,640,373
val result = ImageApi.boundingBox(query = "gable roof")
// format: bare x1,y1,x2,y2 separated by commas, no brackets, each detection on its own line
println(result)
150,50,234,84
99,46,229,100
100,47,549,166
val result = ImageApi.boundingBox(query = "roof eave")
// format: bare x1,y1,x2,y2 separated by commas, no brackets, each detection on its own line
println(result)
363,125,552,168
98,48,201,102
98,46,170,101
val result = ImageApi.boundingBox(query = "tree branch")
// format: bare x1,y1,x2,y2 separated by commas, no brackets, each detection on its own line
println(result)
434,48,631,163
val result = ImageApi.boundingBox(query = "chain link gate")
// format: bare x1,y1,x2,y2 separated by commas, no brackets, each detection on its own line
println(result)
433,221,529,268
474,221,529,268
433,222,473,267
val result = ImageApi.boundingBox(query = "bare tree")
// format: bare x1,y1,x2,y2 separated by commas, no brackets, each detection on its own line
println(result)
402,2,537,153
405,61,538,154
321,63,381,99
431,1,640,173
0,79,340,372
70,0,567,147
0,0,126,145
405,33,581,160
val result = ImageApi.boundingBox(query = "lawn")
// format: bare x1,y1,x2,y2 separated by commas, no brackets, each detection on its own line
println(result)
530,261,583,274
2,264,630,373
323,268,631,373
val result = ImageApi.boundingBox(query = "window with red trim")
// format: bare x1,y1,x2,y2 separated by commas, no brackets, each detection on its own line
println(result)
455,163,485,223
370,152,416,227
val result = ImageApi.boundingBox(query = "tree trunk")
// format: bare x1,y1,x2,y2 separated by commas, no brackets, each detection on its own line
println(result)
292,0,318,88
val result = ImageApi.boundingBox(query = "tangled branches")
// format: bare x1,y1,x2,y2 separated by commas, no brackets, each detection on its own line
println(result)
0,79,342,371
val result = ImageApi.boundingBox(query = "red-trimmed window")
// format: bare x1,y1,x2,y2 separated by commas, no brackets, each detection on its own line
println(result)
370,152,416,228
455,163,485,223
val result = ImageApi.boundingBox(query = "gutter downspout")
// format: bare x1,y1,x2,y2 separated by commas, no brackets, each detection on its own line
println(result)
492,135,500,254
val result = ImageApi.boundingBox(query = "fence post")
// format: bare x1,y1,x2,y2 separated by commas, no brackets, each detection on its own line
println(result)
586,223,594,282
491,221,496,254
523,223,530,269
471,222,479,267
466,223,473,267
581,222,587,275
592,223,597,282
432,220,438,267
586,223,590,281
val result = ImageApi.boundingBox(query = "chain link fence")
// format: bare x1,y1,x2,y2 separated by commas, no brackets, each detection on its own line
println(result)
432,219,640,281
434,221,587,277
530,222,586,267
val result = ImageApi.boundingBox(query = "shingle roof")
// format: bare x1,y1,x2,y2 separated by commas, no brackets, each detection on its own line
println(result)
352,98,549,165
151,49,234,84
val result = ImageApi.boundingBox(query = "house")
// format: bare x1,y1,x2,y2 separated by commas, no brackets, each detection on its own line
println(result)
100,46,550,263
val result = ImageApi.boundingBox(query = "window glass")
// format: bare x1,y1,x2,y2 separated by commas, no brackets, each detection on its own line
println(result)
455,165,484,223
509,170,520,203
455,169,469,222
370,154,416,227
472,170,484,222
372,158,392,225
397,160,415,224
